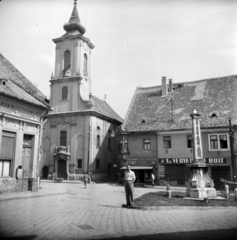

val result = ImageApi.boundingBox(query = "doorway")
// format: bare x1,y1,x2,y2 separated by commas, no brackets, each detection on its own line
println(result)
58,160,67,179
42,166,49,179
211,166,230,190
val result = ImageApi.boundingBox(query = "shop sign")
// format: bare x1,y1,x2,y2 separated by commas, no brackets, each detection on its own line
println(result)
128,159,156,165
158,158,227,164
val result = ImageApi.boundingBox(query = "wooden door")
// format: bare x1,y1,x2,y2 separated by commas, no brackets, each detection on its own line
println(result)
58,160,67,179
22,147,31,178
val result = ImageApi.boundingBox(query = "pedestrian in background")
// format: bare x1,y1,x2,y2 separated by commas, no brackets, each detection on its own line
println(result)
123,165,136,208
151,173,155,186
83,173,89,189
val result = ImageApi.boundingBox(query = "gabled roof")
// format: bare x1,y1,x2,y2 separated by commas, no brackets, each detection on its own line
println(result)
91,95,123,124
124,75,237,132
0,53,49,109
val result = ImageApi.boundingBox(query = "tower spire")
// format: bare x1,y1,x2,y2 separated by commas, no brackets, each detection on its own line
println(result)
63,0,86,34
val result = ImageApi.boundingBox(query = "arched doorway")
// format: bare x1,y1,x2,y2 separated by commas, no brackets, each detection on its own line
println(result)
42,166,49,179
58,160,67,179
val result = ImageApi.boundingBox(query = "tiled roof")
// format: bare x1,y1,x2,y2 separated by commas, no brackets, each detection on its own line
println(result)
0,79,48,109
0,53,49,108
124,75,237,132
91,95,123,124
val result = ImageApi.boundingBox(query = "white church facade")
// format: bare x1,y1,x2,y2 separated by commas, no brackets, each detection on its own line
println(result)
42,1,123,181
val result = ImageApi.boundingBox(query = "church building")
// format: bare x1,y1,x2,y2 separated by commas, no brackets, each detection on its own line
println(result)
42,1,123,181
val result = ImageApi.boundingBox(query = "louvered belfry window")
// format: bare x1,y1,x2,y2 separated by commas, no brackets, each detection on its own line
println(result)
83,54,87,74
64,50,71,70
62,86,68,100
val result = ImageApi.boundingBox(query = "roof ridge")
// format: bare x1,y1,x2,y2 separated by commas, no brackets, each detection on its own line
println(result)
137,74,237,91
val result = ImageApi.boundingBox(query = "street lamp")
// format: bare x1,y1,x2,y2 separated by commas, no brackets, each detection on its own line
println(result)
229,118,236,182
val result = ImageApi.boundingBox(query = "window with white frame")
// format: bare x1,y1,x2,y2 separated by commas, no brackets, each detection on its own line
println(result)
143,139,151,150
163,136,171,149
209,134,229,150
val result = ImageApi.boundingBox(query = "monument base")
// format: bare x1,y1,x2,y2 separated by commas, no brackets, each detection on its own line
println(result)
189,187,217,199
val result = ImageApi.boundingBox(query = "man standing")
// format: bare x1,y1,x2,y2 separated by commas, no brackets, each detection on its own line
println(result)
83,173,89,189
123,165,136,208
151,173,155,186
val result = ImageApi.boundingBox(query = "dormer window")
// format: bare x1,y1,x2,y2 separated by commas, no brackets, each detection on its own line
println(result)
1,79,7,86
141,120,146,124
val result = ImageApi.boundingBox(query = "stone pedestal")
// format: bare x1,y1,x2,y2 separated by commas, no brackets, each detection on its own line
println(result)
189,187,216,199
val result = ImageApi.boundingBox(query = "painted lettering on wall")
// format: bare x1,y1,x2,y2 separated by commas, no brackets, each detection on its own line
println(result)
1,102,14,109
158,158,227,164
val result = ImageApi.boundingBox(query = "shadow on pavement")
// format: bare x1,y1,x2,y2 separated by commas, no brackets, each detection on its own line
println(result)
0,235,37,240
89,228,237,240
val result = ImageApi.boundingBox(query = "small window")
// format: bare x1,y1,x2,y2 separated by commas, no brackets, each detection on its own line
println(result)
96,135,100,149
108,137,111,151
124,139,128,151
62,86,68,100
0,160,11,177
77,159,82,169
96,159,100,169
164,136,171,149
219,135,228,149
187,135,193,148
143,139,151,150
118,140,123,151
83,54,88,75
64,50,71,70
60,131,67,146
210,135,218,149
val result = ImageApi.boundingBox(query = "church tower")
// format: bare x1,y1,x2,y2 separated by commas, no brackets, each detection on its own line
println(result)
50,0,94,113
42,1,123,181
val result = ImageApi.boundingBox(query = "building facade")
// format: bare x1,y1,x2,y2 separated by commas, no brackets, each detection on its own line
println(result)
116,75,237,189
0,53,49,192
42,2,123,181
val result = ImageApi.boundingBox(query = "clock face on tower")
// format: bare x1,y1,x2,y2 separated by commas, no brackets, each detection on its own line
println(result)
80,78,89,101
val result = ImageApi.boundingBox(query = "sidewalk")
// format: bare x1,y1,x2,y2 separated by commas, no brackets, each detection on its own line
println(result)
0,180,84,201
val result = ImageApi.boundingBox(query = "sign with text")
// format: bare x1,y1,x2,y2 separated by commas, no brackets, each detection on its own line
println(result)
158,158,227,164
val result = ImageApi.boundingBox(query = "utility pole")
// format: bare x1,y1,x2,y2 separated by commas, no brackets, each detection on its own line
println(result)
229,118,236,182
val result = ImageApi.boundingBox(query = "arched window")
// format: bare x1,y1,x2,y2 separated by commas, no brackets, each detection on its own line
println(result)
83,53,88,74
60,131,67,146
62,86,68,100
96,135,100,149
64,50,71,70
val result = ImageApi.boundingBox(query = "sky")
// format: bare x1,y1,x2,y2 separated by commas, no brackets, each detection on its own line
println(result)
0,0,237,119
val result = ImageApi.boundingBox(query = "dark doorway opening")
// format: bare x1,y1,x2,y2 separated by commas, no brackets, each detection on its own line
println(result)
58,160,67,179
42,166,49,179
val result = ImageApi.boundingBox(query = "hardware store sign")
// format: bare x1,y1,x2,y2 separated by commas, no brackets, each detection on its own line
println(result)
158,158,226,164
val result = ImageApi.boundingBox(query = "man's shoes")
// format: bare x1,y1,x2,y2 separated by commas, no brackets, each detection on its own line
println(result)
122,204,127,208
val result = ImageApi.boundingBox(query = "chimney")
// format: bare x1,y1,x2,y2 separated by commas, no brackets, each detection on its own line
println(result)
169,79,173,92
162,76,167,96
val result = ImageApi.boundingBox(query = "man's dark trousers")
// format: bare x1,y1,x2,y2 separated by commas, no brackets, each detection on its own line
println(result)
125,180,134,206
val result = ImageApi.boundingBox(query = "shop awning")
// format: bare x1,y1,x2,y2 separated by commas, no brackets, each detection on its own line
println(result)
120,166,153,170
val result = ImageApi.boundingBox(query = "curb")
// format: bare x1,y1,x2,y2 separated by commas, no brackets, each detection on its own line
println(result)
0,192,67,202
134,205,237,211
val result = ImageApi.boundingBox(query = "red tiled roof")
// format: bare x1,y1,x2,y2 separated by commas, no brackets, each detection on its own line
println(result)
0,53,49,109
124,75,237,132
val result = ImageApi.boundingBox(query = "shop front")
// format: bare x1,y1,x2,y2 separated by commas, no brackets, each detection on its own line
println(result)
158,157,230,188
120,158,157,184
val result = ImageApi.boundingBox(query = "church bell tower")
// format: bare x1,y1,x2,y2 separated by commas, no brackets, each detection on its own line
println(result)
50,0,94,113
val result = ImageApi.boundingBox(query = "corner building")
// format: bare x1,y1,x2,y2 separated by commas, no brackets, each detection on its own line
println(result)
117,75,237,189
42,2,123,181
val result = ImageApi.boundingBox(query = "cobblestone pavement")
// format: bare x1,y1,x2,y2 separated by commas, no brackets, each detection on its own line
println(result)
0,182,237,240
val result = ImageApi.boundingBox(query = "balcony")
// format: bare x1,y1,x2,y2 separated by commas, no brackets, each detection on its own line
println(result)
54,146,71,161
